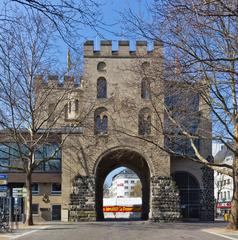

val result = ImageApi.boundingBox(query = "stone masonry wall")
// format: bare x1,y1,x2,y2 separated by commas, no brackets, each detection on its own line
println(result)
69,176,96,221
200,166,214,221
151,176,181,222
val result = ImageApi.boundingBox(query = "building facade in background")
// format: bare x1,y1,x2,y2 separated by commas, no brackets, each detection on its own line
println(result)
108,169,141,198
214,145,233,216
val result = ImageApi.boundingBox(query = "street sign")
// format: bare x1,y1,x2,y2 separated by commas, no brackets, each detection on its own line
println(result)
0,192,7,197
0,174,7,180
13,188,23,197
0,185,8,192
12,187,27,198
0,179,7,185
0,174,8,185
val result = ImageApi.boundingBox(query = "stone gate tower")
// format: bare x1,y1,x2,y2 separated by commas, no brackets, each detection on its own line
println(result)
38,40,213,222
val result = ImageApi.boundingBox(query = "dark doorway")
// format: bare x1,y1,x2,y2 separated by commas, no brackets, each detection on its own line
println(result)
172,171,200,219
52,205,61,220
95,149,150,221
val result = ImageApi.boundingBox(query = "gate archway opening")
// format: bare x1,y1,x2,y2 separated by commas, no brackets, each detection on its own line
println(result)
172,171,201,219
103,167,142,220
95,149,150,221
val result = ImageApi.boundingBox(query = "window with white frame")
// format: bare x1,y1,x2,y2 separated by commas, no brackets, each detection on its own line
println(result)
51,183,61,195
32,183,39,195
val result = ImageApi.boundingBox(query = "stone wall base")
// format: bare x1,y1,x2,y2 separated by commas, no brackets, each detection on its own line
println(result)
151,176,181,222
200,166,214,221
69,176,96,221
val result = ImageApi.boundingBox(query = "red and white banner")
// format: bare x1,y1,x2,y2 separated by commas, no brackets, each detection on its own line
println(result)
103,206,141,212
217,202,231,209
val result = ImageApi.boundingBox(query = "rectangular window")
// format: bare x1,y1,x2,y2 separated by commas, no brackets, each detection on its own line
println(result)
34,144,61,173
125,192,129,196
32,183,39,195
224,192,226,200
125,186,128,189
48,104,55,123
228,191,231,200
125,180,128,184
32,204,39,215
227,179,231,185
224,180,226,185
0,144,9,158
131,186,134,190
45,159,61,172
221,192,223,200
131,180,135,184
0,159,9,172
51,183,61,195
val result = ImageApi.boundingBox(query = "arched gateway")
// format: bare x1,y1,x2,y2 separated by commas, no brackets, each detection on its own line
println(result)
32,40,214,223
95,148,150,220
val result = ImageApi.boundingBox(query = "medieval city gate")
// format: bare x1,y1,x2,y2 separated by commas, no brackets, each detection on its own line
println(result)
94,148,150,220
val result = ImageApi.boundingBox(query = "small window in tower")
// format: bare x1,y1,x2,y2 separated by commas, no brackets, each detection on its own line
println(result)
142,62,150,70
138,108,152,136
141,78,151,99
97,62,106,71
75,99,79,113
97,77,107,99
48,103,55,123
68,101,72,113
94,107,108,135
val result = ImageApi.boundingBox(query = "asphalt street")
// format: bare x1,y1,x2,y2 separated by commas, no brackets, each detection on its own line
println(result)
13,221,233,240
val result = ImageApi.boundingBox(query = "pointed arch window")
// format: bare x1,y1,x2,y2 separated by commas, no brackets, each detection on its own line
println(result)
94,107,108,135
141,78,151,99
138,108,151,136
97,77,107,99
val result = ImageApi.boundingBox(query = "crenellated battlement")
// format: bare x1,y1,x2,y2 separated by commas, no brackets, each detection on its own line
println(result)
35,74,81,89
84,40,163,57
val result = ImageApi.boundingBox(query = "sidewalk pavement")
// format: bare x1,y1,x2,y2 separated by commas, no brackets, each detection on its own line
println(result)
0,222,50,240
203,223,238,240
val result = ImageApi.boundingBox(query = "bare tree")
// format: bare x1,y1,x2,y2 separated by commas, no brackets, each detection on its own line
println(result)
0,13,91,226
0,0,102,47
120,0,238,229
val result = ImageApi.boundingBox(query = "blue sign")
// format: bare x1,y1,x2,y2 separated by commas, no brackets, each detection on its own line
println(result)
0,174,7,180
0,185,8,192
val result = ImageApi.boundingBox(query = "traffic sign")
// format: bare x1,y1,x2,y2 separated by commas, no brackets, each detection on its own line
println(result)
13,187,27,197
0,192,7,197
0,185,8,192
0,174,7,180
0,174,7,185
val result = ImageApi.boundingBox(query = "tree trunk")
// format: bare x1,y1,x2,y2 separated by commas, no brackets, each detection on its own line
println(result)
229,122,238,230
25,172,33,226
